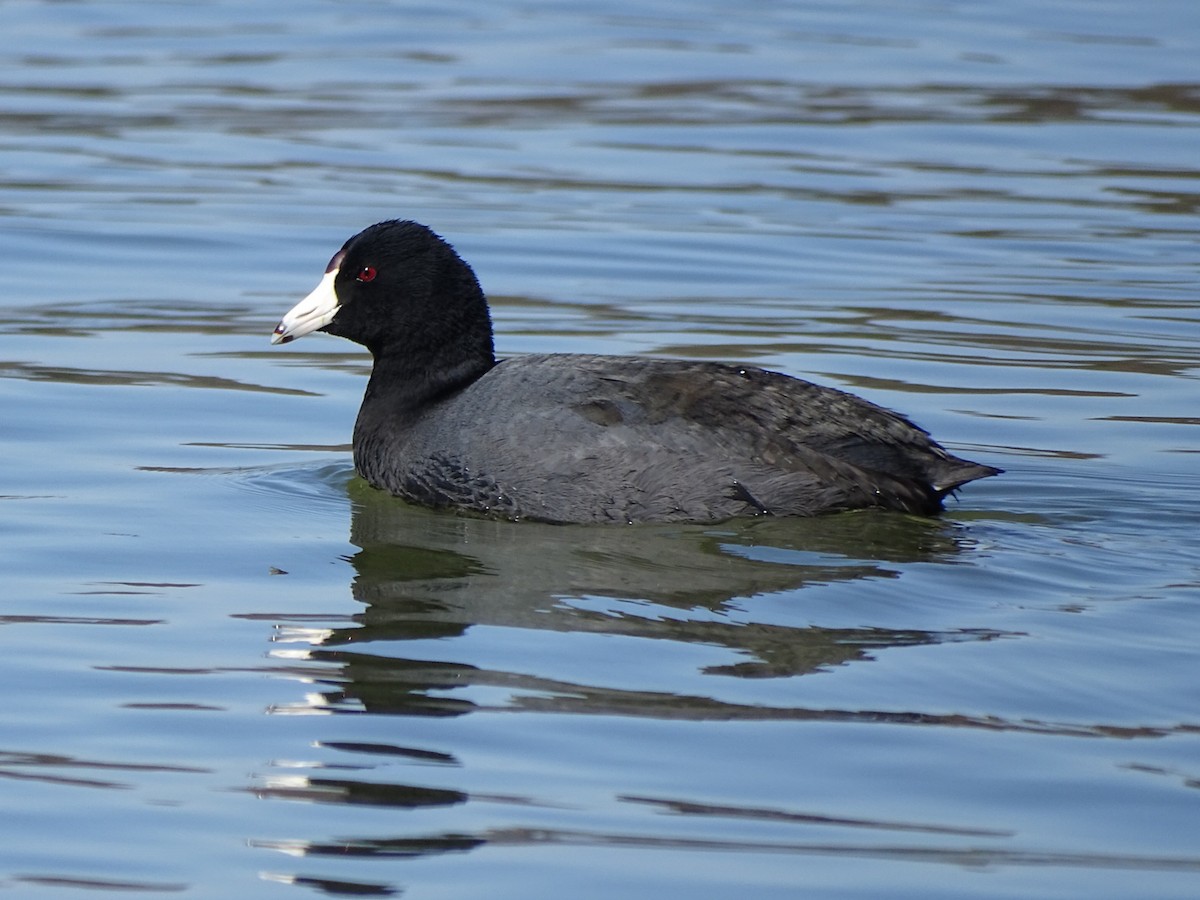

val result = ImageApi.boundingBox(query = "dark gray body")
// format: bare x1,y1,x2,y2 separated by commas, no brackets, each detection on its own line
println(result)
353,353,998,524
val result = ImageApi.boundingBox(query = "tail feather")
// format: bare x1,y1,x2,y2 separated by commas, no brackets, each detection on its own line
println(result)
932,460,1003,496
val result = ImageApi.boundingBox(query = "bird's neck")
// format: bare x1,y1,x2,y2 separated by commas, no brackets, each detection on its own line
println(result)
358,340,494,421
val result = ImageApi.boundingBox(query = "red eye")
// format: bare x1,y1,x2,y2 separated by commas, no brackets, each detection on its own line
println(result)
356,266,377,283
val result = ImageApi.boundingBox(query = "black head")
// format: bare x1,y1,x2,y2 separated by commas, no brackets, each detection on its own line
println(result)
272,220,495,372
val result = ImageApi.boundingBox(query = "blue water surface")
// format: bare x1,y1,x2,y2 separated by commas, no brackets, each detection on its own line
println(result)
1,1,1198,898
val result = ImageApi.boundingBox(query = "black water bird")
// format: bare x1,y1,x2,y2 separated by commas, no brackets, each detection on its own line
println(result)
272,220,1000,524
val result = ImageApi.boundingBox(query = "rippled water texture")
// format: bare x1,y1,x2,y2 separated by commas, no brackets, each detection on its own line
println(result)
1,2,1198,897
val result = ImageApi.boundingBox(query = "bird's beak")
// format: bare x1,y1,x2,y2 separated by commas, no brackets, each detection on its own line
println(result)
271,268,341,345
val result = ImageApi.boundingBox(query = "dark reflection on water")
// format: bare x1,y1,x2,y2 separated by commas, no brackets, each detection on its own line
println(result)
318,741,458,766
0,359,311,395
265,488,1030,728
0,749,208,789
253,777,465,810
253,830,1200,873
283,646,1190,739
13,875,189,894
240,469,1199,748
10,77,1197,145
342,479,973,601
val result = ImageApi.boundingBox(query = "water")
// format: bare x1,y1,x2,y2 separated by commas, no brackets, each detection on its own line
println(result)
2,1,1198,897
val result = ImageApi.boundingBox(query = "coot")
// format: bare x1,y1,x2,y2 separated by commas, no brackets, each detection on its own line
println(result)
272,220,1000,524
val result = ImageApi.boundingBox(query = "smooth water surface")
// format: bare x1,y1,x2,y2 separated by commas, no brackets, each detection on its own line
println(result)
1,1,1198,897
